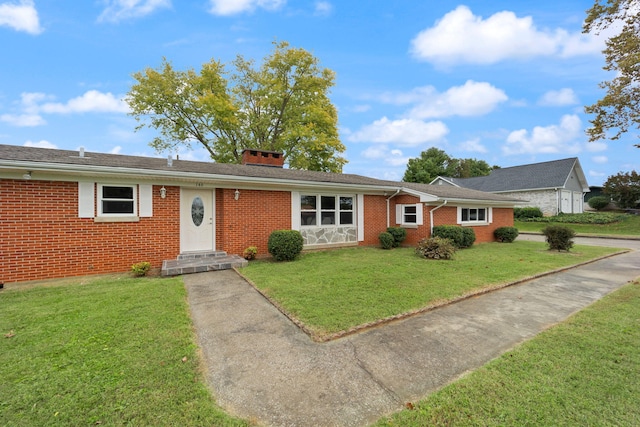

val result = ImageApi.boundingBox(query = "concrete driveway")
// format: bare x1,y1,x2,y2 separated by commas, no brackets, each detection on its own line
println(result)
184,236,640,427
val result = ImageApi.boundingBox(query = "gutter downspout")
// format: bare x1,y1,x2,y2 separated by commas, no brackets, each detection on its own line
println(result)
386,189,401,228
430,200,448,236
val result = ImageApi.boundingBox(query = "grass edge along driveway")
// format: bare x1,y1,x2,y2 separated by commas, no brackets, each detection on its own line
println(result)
374,280,640,426
239,241,622,340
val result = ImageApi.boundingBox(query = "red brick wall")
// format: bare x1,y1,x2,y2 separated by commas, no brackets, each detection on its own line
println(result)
216,188,290,257
361,195,388,245
360,196,514,247
0,180,180,283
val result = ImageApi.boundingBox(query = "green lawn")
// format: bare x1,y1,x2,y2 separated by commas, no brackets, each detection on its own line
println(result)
0,275,248,427
516,212,640,236
374,281,640,426
240,241,621,338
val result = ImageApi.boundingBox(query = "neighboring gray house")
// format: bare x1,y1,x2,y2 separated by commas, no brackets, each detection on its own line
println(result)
431,158,589,216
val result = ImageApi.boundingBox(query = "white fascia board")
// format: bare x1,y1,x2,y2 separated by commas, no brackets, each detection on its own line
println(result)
0,159,397,194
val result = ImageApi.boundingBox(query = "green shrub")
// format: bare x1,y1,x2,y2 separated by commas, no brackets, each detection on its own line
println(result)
415,237,457,260
379,232,395,250
386,226,407,247
461,227,476,248
522,212,626,224
514,207,543,220
268,230,304,261
542,225,576,251
131,261,151,277
432,225,475,249
243,246,258,260
494,226,519,243
587,196,610,211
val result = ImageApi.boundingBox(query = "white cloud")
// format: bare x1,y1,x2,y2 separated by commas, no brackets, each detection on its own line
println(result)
350,104,371,113
39,90,129,114
0,0,42,34
589,170,607,178
403,81,507,119
592,155,608,164
208,0,284,16
538,88,578,106
0,113,44,126
348,117,449,146
314,1,332,16
98,0,171,23
585,141,607,152
361,145,410,167
503,114,582,155
24,140,56,149
410,5,601,65
459,138,488,153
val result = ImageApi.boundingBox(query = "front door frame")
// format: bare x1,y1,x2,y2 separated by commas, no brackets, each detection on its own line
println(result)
180,187,215,253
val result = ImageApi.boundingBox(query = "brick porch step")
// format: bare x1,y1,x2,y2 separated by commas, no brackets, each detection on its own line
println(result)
161,251,248,277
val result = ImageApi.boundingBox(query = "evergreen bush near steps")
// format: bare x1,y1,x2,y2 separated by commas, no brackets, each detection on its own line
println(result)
378,232,394,250
494,226,519,243
386,226,407,247
268,230,304,261
542,225,576,251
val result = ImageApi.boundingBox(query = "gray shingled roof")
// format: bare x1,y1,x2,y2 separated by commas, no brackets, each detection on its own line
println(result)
443,158,587,192
0,144,520,203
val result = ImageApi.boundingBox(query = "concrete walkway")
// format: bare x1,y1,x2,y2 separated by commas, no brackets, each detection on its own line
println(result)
184,237,640,427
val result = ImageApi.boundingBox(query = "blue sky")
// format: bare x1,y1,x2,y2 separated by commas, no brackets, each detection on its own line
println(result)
1,0,637,185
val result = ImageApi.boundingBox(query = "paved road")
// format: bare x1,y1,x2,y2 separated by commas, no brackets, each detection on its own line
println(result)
184,237,640,427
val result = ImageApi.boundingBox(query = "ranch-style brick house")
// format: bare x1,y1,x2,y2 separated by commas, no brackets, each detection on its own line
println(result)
0,144,520,283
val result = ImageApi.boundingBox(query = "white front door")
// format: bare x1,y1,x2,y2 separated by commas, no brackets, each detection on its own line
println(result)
181,189,215,252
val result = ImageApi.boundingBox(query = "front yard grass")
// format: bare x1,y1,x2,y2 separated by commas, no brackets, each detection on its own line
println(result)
516,212,640,236
240,241,621,338
0,275,248,427
374,280,640,426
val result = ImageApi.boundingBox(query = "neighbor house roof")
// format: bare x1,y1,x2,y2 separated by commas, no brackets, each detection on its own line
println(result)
433,158,589,193
0,144,521,205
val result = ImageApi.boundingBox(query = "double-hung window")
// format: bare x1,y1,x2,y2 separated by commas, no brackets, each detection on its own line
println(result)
300,195,354,226
396,203,423,226
98,184,136,216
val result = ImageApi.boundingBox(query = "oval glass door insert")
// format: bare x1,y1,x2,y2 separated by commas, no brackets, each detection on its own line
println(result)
191,197,204,226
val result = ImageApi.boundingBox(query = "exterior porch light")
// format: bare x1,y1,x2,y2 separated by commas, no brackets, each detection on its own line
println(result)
234,189,240,200
160,186,167,199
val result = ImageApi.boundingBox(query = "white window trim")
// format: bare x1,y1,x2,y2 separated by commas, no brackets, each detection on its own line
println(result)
395,203,423,227
97,184,138,217
299,194,356,228
457,206,493,225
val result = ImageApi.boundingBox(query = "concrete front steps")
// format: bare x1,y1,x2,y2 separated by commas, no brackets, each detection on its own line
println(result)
161,251,248,277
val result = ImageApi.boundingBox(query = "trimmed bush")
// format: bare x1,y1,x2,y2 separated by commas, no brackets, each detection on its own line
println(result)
386,226,407,248
415,237,457,260
379,232,395,250
243,246,258,260
432,225,475,249
494,226,519,243
131,261,151,277
514,207,544,220
588,195,610,211
268,230,304,261
542,225,576,251
461,227,476,248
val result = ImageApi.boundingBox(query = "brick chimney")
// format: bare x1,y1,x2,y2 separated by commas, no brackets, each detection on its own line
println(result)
241,149,285,168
